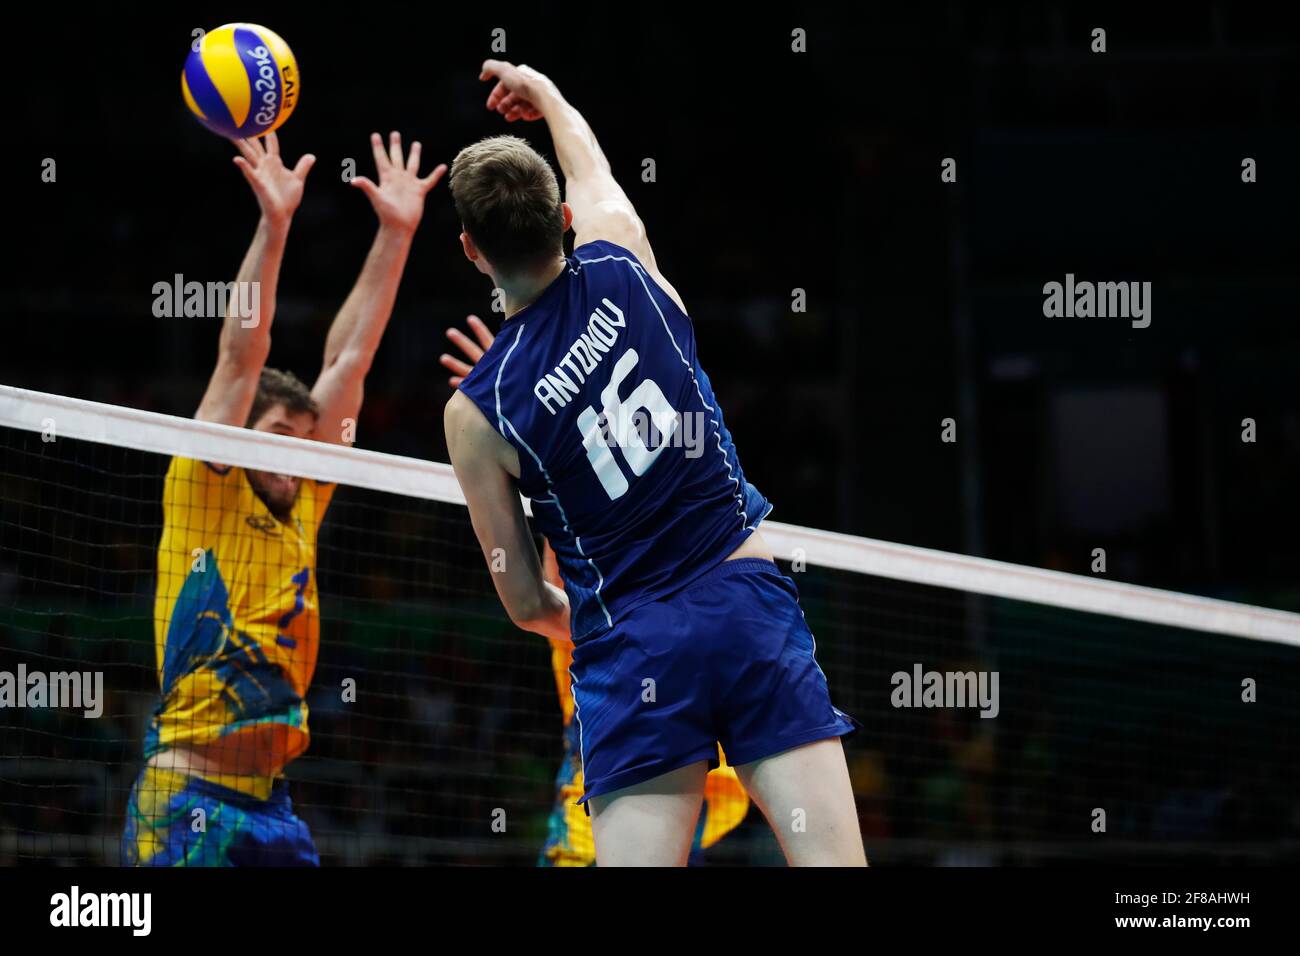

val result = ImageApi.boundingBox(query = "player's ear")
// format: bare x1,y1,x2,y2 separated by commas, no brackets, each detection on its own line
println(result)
560,202,573,233
460,230,478,263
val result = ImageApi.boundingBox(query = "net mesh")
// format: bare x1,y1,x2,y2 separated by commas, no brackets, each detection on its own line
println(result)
2,397,1298,866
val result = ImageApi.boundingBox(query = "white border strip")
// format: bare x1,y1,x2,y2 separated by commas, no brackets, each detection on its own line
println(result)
4,384,1298,647
758,520,1300,646
0,384,465,505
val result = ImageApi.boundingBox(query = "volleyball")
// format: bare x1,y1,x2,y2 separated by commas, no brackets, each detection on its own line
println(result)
182,23,299,139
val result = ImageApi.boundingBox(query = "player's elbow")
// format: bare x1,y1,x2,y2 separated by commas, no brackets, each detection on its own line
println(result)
507,599,545,633
327,347,373,383
506,589,561,636
218,333,271,374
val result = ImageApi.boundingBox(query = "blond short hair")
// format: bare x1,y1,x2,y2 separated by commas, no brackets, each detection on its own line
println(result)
449,135,566,274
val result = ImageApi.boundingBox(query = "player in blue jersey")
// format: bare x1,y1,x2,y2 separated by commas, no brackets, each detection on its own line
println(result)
443,60,866,866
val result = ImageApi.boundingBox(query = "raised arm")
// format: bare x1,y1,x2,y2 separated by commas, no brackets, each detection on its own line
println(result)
478,60,686,313
310,132,446,445
195,133,314,426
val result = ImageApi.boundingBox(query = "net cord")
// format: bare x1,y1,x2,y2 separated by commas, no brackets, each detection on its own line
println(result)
3,383,1296,646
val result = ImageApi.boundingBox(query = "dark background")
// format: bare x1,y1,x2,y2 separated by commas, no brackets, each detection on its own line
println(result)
1,3,1299,866
4,2,1298,604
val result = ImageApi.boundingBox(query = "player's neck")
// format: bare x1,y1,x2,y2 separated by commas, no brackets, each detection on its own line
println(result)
497,257,567,319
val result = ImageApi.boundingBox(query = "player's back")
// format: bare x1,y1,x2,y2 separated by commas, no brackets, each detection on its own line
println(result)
458,240,770,642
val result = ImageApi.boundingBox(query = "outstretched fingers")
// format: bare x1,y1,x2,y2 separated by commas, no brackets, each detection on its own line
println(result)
369,131,389,174
445,327,486,364
465,314,495,351
420,163,448,192
232,155,258,184
350,175,379,201
232,137,263,165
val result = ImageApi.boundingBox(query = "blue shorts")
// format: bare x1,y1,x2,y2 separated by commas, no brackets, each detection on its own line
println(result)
122,766,318,867
571,557,859,804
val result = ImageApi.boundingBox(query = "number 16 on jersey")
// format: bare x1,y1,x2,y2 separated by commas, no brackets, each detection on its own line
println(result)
577,349,679,500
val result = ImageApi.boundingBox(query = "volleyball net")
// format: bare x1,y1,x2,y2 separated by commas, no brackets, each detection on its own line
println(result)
1,384,1298,866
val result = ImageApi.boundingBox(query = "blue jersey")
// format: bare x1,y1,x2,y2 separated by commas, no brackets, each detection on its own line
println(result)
458,241,771,643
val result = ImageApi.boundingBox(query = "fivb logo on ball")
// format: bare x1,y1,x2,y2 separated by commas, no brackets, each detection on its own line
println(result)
182,23,299,139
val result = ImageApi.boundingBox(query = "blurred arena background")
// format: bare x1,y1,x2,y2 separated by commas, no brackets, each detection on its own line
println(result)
2,3,1299,864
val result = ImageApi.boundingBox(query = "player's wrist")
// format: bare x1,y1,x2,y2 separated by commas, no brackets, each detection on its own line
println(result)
530,79,563,116
375,217,419,241
259,211,293,236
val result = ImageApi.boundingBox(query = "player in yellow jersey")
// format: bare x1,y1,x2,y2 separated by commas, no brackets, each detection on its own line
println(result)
123,130,445,866
441,318,752,865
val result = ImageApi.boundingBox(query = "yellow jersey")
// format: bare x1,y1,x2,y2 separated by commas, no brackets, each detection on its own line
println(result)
146,456,333,797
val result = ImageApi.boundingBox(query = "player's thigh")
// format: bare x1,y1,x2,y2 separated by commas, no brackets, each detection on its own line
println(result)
589,759,710,866
734,737,866,866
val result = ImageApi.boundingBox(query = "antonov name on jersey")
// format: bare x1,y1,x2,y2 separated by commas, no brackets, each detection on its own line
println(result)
533,298,626,415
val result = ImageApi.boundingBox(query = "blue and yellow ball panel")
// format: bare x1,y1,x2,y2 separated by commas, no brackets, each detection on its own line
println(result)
182,23,298,139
